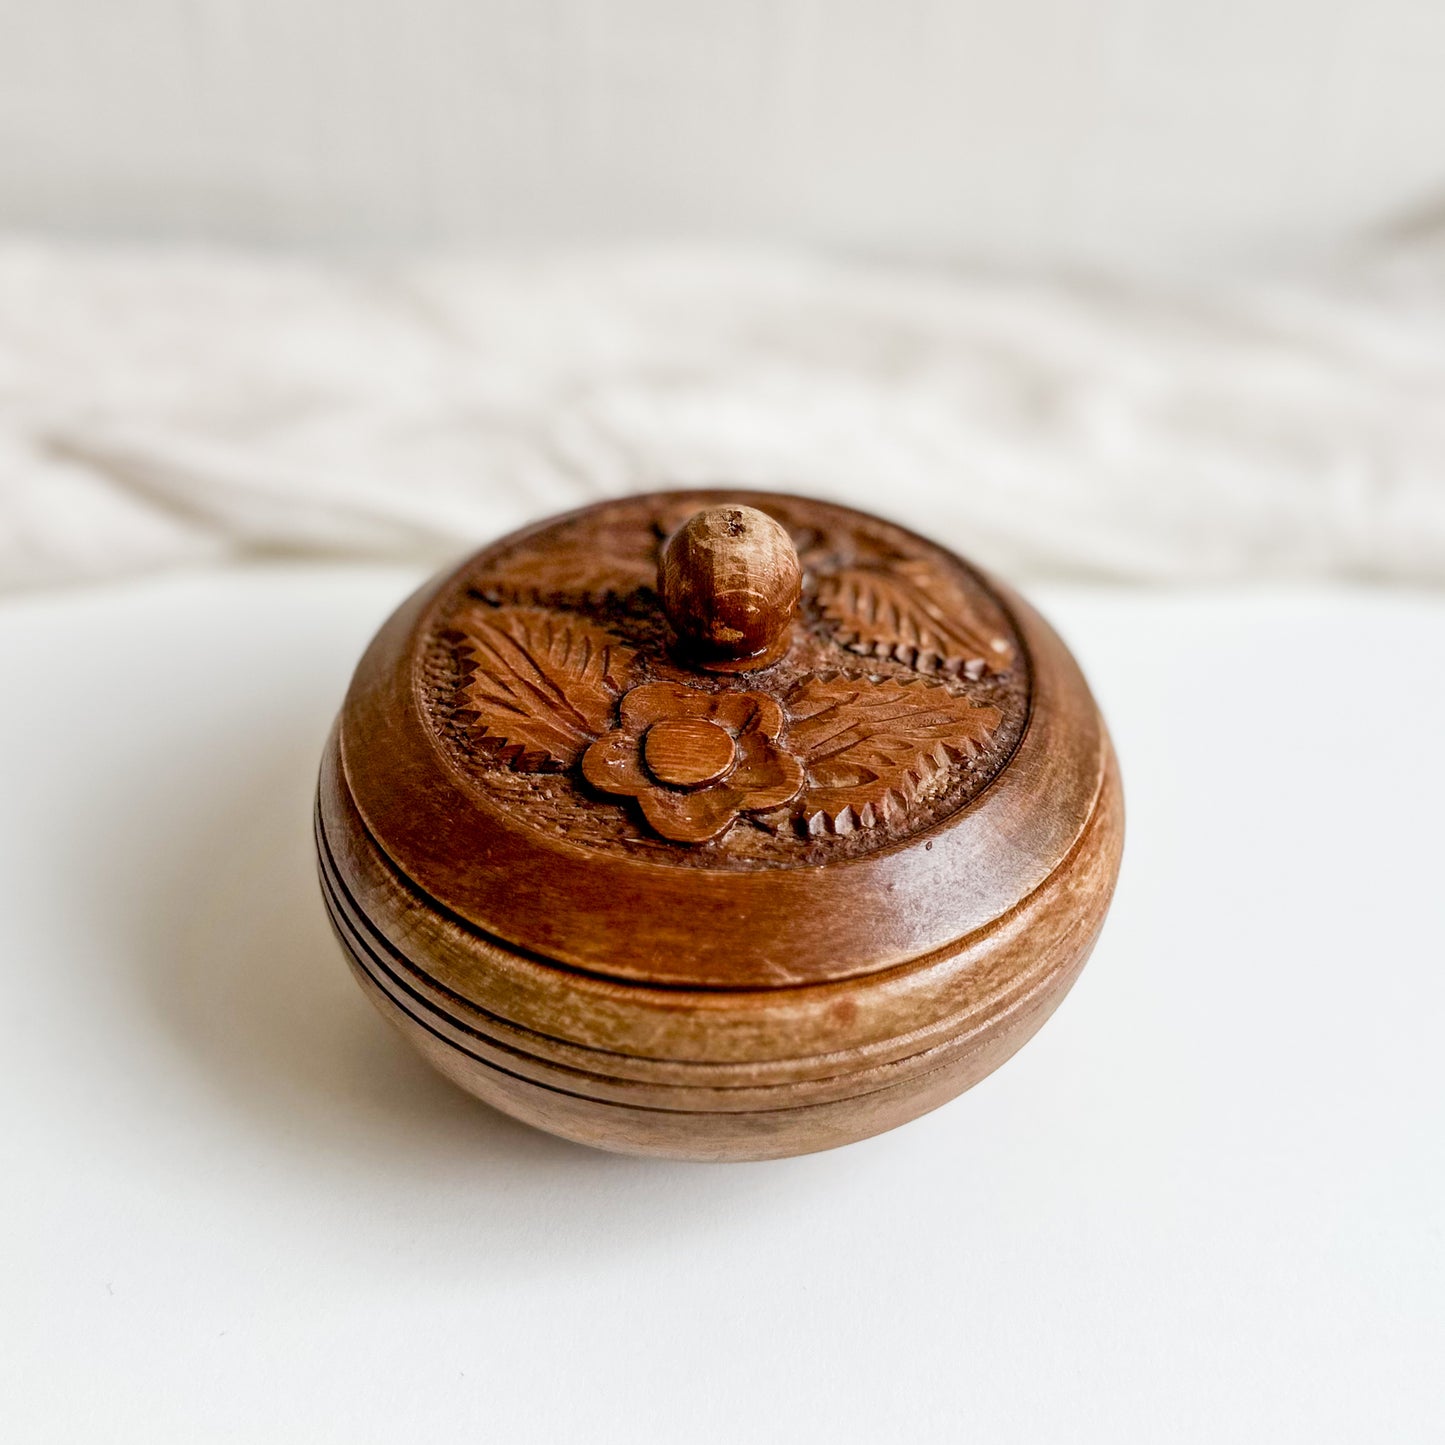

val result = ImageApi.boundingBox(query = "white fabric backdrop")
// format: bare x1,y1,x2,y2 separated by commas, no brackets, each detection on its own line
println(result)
3,235,1443,591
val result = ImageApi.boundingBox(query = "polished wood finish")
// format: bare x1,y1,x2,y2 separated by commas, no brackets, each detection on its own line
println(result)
317,490,1124,1159
338,492,1088,987
658,503,802,669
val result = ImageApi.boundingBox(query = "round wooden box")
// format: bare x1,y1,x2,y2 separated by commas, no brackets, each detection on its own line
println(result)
316,491,1123,1160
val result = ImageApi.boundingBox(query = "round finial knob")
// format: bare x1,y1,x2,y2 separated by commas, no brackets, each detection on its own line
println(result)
659,505,801,670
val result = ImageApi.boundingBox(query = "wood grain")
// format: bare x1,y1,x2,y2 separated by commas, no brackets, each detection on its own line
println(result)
317,490,1125,1159
333,919,1102,1162
658,504,802,669
339,491,1099,987
319,724,1121,1072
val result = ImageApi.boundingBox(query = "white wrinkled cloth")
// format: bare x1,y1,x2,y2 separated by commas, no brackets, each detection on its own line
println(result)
2,237,1443,590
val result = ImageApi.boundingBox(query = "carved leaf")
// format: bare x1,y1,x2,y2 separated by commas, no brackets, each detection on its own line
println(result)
787,675,1002,834
450,608,637,771
816,560,1016,675
471,527,657,605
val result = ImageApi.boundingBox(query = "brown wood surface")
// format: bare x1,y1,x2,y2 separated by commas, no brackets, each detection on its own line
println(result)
316,490,1126,1159
338,492,1104,988
319,755,1119,1105
330,912,1102,1161
658,503,803,669
319,723,1121,1071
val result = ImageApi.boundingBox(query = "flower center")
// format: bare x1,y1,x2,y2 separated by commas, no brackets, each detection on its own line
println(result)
642,718,737,790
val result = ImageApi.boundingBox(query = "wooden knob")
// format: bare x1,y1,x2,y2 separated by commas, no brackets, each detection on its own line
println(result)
659,505,801,670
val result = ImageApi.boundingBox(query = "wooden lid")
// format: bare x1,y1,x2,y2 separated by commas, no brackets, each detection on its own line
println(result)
338,491,1107,989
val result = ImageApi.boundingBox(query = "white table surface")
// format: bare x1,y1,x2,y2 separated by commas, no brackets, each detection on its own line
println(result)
3,566,1442,1443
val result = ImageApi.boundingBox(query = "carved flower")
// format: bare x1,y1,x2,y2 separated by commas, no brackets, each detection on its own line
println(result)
581,682,805,843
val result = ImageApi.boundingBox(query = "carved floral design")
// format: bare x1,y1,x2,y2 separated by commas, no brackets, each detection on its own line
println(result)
471,517,659,605
451,608,636,771
787,676,1001,834
581,683,805,844
816,559,1015,676
431,496,1027,854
